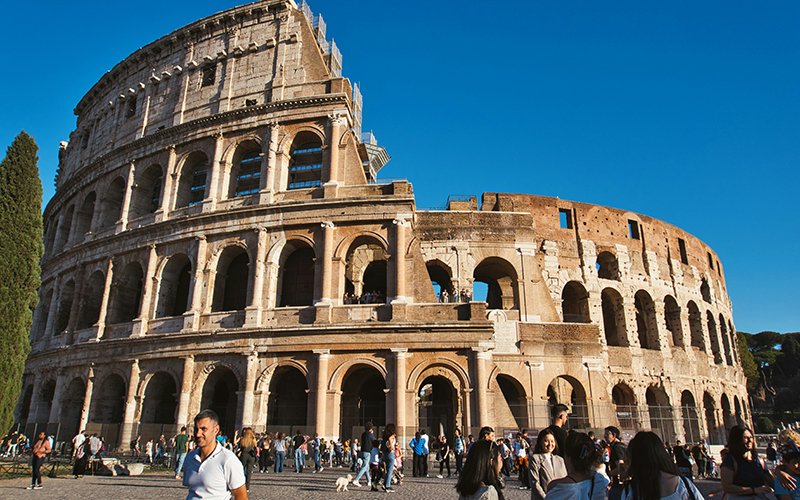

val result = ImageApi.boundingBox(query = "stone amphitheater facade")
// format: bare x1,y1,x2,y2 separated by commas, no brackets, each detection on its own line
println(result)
18,0,748,448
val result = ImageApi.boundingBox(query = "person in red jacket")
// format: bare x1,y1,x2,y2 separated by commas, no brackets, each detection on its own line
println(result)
28,431,51,490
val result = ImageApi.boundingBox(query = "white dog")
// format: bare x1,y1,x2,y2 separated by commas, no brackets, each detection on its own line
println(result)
335,474,353,492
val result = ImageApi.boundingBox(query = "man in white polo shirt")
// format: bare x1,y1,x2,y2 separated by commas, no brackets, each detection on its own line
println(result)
183,409,247,500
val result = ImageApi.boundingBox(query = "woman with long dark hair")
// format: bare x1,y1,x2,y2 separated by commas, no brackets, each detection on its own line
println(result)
621,431,703,499
382,423,397,492
545,431,608,499
529,428,567,500
455,440,505,500
720,425,775,498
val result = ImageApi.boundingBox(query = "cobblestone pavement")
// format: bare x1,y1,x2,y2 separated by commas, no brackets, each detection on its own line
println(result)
0,469,723,499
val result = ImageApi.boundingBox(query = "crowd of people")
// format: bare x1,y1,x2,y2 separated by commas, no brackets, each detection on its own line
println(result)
342,290,386,304
10,405,800,499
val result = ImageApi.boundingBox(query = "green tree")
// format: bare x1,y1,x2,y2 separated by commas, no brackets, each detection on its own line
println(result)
0,132,43,433
778,336,800,379
747,331,782,367
737,331,759,390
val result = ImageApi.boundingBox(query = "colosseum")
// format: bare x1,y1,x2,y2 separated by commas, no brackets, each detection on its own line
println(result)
18,0,748,450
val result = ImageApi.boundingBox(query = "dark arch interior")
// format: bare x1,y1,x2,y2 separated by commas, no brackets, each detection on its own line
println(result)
177,153,209,207
60,378,85,439
340,366,386,440
681,390,701,444
157,255,192,317
77,271,105,329
130,164,163,218
267,367,308,429
212,249,250,312
547,376,589,429
288,132,323,190
55,280,75,334
688,302,705,351
707,311,722,364
562,281,590,323
100,178,126,229
601,288,627,347
362,260,387,300
664,296,683,347
232,147,262,197
496,375,528,429
418,375,456,438
91,374,126,424
473,258,518,310
634,291,659,350
596,252,619,280
426,262,454,300
141,372,178,425
201,368,239,438
108,262,144,324
645,387,674,441
612,383,638,429
73,192,96,243
279,245,315,307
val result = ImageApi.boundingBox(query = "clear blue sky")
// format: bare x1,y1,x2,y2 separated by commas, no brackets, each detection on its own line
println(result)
1,1,797,333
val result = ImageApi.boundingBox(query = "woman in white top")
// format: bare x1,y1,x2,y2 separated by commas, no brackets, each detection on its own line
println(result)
530,428,567,500
456,440,505,500
621,431,704,500
546,431,609,500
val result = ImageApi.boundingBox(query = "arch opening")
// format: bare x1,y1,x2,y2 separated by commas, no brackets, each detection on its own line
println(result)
561,281,590,323
288,132,322,190
200,367,239,439
176,152,209,208
612,383,638,430
664,296,683,347
73,193,96,243
340,365,386,440
473,257,518,310
99,177,126,229
681,391,701,444
687,301,705,352
496,375,528,429
344,237,388,304
130,164,163,219
547,376,589,429
601,288,627,347
212,247,250,312
635,290,659,350
707,311,722,364
77,271,105,329
267,367,308,432
90,374,125,424
231,144,262,197
156,254,192,318
60,378,86,439
720,315,733,366
596,252,620,280
426,261,454,302
418,375,456,438
55,280,75,334
646,387,674,442
107,262,144,324
278,244,315,307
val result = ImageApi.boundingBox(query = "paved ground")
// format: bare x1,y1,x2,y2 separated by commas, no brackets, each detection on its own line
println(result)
0,469,724,498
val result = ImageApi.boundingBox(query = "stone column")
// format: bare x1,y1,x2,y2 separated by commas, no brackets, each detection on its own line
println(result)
313,350,330,437
391,349,409,444
245,229,268,327
158,145,177,218
316,222,335,304
240,352,259,429
119,360,140,448
462,388,473,435
260,122,280,204
184,236,207,331
95,259,115,340
204,132,225,210
326,113,346,186
47,371,67,425
43,275,61,337
78,367,95,432
176,356,195,427
391,218,410,303
119,160,136,231
66,266,87,340
133,244,158,336
473,350,492,427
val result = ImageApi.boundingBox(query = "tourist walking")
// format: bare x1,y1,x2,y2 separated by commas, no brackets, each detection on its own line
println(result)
258,434,271,473
174,426,190,479
621,431,703,500
292,430,306,473
453,428,466,476
419,429,430,477
237,428,258,492
353,421,375,487
382,424,398,492
437,435,451,478
310,433,322,472
529,428,566,500
73,435,90,478
545,405,569,457
27,432,51,490
672,439,694,480
273,432,285,473
455,440,505,500
183,409,247,500
544,431,608,500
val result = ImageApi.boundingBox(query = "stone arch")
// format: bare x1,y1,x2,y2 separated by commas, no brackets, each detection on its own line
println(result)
734,396,743,426
596,251,620,280
687,301,705,352
494,373,529,429
54,204,75,251
72,192,96,243
635,290,659,350
426,259,454,301
703,391,720,444
287,130,323,189
175,151,209,208
129,164,164,219
720,314,733,365
18,384,33,426
227,139,262,198
211,245,251,312
601,288,627,347
408,358,470,393
561,281,590,323
200,365,240,438
107,261,144,324
35,379,57,425
412,361,469,437
156,253,192,317
342,235,389,302
681,390,702,444
55,279,76,334
721,393,734,432
277,240,315,307
612,382,638,429
700,279,711,303
77,270,105,329
60,377,86,438
90,373,126,424
277,126,325,154
664,295,683,347
547,375,589,429
473,256,519,310
98,176,126,229
645,386,674,441
266,365,308,430
339,364,387,439
140,371,178,425
707,311,723,364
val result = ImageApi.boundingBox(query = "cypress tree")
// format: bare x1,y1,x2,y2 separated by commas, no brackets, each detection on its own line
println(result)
0,131,43,434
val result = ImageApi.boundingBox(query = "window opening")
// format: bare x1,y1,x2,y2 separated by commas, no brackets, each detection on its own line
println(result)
234,151,262,197
628,220,640,240
288,139,322,190
125,96,137,118
708,252,714,270
558,209,573,229
189,163,207,206
678,238,688,264
201,65,216,87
